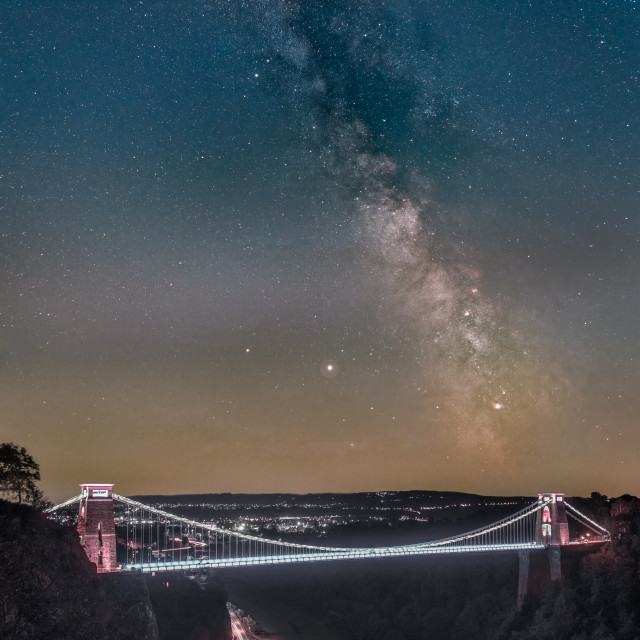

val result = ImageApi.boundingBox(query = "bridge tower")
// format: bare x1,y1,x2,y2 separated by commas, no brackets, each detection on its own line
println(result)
518,493,570,608
535,493,570,548
77,483,117,572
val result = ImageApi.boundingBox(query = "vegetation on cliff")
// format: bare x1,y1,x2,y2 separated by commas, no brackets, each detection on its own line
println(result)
501,503,640,640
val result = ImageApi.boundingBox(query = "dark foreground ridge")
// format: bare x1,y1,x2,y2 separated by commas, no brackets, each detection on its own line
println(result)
0,499,232,640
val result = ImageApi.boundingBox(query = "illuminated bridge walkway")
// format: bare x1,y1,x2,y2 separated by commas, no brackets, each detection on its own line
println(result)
46,486,610,575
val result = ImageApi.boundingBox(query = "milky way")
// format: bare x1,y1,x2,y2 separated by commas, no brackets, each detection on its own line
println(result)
245,2,578,462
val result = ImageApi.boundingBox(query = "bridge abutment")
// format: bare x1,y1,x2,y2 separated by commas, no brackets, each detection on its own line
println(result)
77,483,117,572
517,551,530,609
547,545,562,582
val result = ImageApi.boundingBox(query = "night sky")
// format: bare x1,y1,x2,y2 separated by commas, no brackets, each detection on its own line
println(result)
2,1,639,503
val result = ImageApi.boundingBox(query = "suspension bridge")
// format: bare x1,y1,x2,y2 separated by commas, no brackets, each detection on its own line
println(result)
46,484,610,580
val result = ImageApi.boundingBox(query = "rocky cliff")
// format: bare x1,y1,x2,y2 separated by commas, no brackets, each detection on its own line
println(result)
0,500,231,640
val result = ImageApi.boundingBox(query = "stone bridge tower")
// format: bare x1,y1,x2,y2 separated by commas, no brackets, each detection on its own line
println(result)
535,492,570,549
518,492,570,608
77,483,117,572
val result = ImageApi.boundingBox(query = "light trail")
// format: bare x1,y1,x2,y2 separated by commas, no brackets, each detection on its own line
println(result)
228,604,250,640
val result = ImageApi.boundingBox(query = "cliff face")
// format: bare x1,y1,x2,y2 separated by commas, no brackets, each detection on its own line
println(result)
0,499,158,639
0,501,231,640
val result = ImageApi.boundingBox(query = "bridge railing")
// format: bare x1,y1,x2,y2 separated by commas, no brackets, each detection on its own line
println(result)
45,492,611,572
114,495,554,571
416,497,548,550
45,494,83,513
564,501,611,543
113,494,358,568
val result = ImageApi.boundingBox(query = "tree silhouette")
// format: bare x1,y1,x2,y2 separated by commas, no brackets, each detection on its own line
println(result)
0,443,41,506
